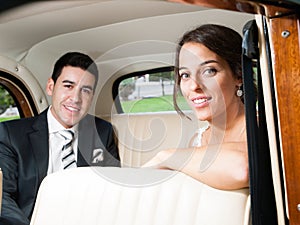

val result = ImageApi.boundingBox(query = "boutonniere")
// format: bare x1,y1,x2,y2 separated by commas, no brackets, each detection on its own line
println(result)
92,148,104,163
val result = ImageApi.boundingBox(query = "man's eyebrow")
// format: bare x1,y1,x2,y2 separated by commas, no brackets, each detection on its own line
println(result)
62,80,93,91
62,80,75,85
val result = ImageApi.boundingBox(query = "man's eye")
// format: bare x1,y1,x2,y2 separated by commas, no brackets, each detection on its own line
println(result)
64,84,72,89
82,88,92,94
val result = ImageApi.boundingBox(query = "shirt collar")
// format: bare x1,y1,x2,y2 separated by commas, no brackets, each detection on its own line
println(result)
47,106,78,134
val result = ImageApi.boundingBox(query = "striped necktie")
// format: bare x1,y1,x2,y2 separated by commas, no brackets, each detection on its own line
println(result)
59,130,77,169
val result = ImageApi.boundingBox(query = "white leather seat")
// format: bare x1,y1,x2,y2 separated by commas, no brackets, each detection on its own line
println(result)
30,167,250,225
110,112,207,167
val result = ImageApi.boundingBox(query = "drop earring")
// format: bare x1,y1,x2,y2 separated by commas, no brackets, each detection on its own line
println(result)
236,84,243,97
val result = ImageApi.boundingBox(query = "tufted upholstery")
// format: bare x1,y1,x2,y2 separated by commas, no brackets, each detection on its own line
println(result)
110,112,208,167
30,167,250,225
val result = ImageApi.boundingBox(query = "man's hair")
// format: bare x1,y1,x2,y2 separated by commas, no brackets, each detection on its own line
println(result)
51,52,99,89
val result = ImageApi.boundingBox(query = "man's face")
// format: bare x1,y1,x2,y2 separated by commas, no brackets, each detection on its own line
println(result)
46,66,96,128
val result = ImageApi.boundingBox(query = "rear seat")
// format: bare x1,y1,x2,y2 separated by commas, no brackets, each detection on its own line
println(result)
109,112,251,224
30,167,250,225
110,111,208,167
29,113,250,225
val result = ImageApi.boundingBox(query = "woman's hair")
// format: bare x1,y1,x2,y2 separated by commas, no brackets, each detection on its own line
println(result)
173,24,243,117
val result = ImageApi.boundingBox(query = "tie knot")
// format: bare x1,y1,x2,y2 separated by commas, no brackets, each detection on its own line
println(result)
59,130,74,140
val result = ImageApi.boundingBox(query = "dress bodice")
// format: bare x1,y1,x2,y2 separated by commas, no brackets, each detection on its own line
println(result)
190,124,209,147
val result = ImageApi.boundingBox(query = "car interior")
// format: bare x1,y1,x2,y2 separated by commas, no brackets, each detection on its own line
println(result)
30,167,250,225
0,0,299,225
0,0,254,165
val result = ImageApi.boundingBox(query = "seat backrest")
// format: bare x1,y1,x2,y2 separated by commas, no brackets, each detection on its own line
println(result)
110,112,208,167
30,167,250,225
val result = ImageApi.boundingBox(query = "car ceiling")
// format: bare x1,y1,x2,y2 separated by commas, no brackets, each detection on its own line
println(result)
0,0,254,115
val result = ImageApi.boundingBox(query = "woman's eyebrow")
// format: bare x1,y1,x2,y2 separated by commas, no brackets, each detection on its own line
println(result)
179,66,188,71
179,60,218,70
199,60,218,66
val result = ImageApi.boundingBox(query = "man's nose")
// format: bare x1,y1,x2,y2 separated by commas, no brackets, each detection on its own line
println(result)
70,88,81,102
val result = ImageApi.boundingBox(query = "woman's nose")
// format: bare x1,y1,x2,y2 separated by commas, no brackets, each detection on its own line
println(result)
189,77,202,91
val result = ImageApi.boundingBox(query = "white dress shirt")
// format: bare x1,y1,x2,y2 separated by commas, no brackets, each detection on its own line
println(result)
47,107,78,174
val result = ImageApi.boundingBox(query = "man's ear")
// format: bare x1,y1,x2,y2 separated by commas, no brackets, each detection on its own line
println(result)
46,78,54,96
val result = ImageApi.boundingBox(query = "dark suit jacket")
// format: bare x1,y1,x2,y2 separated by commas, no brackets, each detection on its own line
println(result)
0,109,120,225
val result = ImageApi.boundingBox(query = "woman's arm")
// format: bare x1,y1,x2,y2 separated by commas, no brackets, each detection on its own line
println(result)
142,142,248,190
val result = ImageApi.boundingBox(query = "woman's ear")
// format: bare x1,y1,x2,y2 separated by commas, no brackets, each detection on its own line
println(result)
46,78,54,96
235,76,243,85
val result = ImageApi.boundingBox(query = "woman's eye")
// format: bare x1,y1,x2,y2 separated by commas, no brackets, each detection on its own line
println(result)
179,72,190,80
202,68,217,77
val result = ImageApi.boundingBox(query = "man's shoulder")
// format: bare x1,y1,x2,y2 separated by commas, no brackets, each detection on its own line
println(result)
0,115,36,127
0,110,47,131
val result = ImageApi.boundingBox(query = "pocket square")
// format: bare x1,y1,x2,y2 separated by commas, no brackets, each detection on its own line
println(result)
92,148,104,163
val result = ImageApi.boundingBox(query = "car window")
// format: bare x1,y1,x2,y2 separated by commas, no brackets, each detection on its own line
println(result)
114,67,190,113
0,84,20,122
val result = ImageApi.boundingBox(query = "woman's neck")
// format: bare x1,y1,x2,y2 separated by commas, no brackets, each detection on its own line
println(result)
206,102,246,144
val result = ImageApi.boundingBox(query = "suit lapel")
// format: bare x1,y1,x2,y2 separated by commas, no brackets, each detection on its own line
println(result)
77,115,94,166
29,110,49,184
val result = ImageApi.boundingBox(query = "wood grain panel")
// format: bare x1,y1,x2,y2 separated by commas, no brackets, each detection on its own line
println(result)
268,14,300,224
0,77,34,118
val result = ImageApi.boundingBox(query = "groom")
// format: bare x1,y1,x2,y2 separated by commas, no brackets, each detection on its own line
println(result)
0,52,120,225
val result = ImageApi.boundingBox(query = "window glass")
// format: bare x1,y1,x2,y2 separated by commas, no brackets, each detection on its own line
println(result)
0,84,20,122
116,68,190,113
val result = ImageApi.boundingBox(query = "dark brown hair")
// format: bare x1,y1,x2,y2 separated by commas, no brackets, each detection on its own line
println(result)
51,52,99,90
173,24,243,117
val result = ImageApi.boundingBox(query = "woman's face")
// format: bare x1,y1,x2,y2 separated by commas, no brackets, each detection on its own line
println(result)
179,42,241,122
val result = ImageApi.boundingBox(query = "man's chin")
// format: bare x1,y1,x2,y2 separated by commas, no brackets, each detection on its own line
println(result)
64,118,80,128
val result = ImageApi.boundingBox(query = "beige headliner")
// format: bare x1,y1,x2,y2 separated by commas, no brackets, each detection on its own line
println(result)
0,1,254,116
